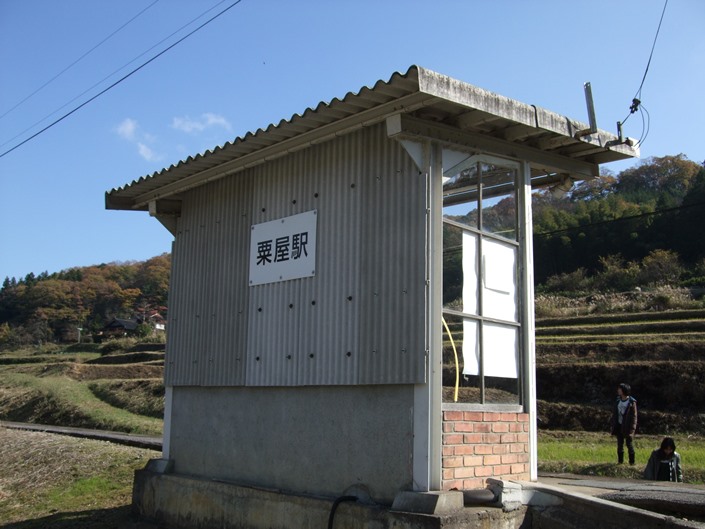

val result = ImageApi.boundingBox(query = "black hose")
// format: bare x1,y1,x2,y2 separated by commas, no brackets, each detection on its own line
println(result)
327,495,358,529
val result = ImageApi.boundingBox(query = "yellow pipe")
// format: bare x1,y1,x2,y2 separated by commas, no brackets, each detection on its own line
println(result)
442,317,460,403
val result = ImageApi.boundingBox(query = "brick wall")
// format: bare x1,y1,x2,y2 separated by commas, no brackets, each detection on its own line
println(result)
442,409,530,490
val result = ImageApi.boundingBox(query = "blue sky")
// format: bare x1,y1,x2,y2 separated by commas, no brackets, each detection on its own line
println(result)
1,0,703,281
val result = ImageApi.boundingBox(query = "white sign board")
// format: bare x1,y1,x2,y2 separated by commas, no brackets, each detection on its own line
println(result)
249,210,317,286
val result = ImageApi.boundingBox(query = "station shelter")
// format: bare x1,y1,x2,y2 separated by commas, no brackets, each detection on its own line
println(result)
106,65,638,525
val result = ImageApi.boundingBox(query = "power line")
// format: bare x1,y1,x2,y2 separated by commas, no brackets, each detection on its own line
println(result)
1,0,231,151
621,0,669,128
0,0,160,122
0,0,243,160
534,199,705,238
636,103,651,148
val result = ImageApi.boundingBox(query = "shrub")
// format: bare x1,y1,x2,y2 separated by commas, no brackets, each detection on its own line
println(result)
138,332,166,344
535,294,587,318
543,268,592,293
643,286,697,311
639,249,683,286
593,255,640,292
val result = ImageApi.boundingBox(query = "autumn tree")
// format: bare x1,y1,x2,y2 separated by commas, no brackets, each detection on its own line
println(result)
0,254,171,348
616,154,701,207
639,249,683,286
135,254,170,307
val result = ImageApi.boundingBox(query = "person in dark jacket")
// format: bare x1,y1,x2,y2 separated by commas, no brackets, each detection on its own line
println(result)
644,437,683,482
610,382,637,465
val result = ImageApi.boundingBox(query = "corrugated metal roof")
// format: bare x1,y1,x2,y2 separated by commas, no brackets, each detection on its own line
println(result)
105,65,638,211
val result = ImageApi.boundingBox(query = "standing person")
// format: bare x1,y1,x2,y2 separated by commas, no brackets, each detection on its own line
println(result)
644,437,683,482
610,382,637,465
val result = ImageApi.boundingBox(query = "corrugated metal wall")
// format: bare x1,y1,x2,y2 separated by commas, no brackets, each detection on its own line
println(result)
166,172,253,386
166,123,426,387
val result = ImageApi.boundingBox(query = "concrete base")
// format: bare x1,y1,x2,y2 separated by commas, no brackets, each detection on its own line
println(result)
131,463,705,529
132,469,528,529
391,491,464,514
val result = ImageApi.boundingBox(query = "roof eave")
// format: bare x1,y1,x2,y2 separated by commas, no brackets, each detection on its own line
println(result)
105,65,639,211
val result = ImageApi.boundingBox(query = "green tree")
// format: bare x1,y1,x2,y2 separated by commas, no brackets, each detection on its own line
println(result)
673,167,705,263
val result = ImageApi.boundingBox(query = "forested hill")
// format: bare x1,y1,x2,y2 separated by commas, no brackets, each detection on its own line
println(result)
532,154,705,286
1,154,704,348
0,254,170,347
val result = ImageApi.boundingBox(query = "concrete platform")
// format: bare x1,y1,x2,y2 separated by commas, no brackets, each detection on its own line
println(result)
537,472,705,525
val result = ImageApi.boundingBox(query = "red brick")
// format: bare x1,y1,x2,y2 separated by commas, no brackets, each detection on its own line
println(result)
463,478,486,490
510,443,526,453
484,455,501,465
483,412,501,422
463,455,483,467
463,411,483,421
454,445,475,456
444,410,463,421
474,466,493,477
443,469,454,480
500,433,518,443
492,444,509,455
502,454,519,464
443,479,463,491
455,422,474,432
443,422,454,433
454,467,475,479
475,423,491,433
443,434,463,445
483,433,501,444
518,453,530,463
524,423,531,432
511,463,527,474
493,464,512,476
463,433,484,444
443,457,463,468
475,445,493,455
492,423,509,433
517,433,529,443
500,413,518,422
443,446,454,456
509,423,524,432
518,413,530,422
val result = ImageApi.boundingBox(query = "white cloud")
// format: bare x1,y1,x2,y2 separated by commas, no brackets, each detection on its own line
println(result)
116,118,138,140
172,113,232,133
137,142,159,162
115,118,162,162
203,112,232,130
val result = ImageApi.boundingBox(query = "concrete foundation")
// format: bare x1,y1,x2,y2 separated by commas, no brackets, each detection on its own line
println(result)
132,468,705,529
132,468,528,529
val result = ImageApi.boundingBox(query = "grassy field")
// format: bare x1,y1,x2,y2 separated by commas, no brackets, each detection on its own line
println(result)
0,343,163,436
0,427,158,528
538,430,705,483
0,341,164,527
